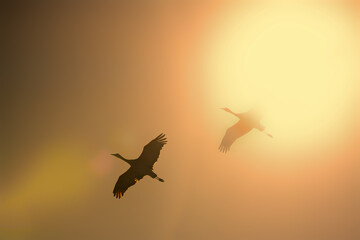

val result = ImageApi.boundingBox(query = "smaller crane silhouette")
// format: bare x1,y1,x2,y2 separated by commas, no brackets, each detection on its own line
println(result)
219,108,273,153
111,133,167,199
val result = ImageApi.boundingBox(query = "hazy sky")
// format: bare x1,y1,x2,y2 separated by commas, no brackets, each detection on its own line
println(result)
3,1,360,239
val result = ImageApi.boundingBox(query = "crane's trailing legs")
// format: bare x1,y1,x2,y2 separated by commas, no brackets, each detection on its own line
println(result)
155,177,165,182
148,171,165,182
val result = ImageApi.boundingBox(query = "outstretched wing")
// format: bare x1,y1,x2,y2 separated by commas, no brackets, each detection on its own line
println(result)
219,122,243,153
113,168,144,199
138,133,167,166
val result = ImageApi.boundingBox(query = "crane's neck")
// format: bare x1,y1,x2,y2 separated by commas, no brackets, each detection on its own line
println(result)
113,153,132,165
228,109,240,119
123,159,132,165
120,157,132,165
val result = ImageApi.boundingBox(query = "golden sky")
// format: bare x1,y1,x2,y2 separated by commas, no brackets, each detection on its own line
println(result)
3,0,360,239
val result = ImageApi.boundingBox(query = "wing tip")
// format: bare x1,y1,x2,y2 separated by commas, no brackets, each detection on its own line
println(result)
155,133,167,144
156,133,165,138
219,144,230,153
113,192,123,199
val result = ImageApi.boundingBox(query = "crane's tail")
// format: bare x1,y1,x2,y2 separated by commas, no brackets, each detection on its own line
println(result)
155,177,165,182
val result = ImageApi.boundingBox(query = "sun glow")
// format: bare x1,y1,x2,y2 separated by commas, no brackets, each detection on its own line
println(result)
205,2,359,154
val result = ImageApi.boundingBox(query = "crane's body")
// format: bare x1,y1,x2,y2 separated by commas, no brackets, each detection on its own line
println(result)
219,108,272,153
111,133,167,199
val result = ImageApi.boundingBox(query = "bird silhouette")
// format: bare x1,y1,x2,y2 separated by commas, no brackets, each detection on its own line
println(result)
111,133,167,199
219,108,273,153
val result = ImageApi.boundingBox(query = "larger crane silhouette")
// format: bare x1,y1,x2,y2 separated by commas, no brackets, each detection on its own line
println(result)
219,108,273,153
111,133,167,199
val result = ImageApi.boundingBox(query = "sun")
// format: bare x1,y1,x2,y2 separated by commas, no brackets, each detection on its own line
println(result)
204,1,359,155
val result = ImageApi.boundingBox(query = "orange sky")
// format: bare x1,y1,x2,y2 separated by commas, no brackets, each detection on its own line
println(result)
3,1,360,239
